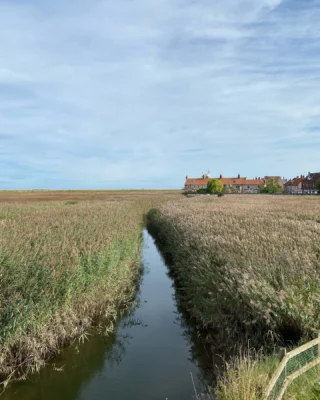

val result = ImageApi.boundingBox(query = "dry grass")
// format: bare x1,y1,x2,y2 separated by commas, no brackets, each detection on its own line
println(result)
0,189,181,203
214,354,320,400
0,191,181,386
148,195,320,343
215,351,277,400
147,195,320,398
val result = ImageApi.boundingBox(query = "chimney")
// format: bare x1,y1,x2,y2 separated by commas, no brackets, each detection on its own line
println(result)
220,174,222,179
237,174,240,179
186,175,188,180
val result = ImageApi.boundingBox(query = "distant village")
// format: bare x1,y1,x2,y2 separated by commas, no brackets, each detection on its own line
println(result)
184,172,320,194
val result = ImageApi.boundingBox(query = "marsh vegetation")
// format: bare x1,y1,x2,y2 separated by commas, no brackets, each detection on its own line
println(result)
147,195,320,399
0,191,180,386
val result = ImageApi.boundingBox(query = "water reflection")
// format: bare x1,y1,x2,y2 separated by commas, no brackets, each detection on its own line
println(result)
2,316,138,400
3,231,212,400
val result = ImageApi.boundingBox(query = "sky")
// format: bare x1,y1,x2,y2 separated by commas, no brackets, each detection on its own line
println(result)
0,0,320,189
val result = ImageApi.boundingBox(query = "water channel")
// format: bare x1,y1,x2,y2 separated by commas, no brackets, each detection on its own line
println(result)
3,230,211,400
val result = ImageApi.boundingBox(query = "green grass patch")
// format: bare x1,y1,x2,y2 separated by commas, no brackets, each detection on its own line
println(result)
64,200,78,205
285,365,320,399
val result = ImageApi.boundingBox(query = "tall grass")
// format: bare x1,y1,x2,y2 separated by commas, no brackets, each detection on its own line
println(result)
148,195,320,343
215,351,277,400
0,198,162,385
147,195,320,397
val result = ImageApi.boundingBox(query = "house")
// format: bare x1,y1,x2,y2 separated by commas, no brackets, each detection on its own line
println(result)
184,173,265,193
284,176,304,193
184,172,211,192
219,177,247,193
242,178,265,194
302,172,320,193
215,175,265,193
184,176,210,192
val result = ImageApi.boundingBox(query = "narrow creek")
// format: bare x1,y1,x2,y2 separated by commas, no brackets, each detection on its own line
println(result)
3,230,211,400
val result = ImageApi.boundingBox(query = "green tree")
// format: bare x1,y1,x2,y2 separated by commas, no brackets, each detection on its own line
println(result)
207,179,224,194
259,185,267,193
260,178,283,194
316,180,320,194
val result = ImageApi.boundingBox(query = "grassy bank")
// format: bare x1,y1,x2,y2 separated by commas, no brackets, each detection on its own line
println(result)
0,192,181,386
0,201,142,384
147,195,320,398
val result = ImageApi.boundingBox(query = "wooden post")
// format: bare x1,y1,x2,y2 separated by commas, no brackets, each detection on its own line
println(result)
279,347,287,361
313,331,320,357
279,347,287,380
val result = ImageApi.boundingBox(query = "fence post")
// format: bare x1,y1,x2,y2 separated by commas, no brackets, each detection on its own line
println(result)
313,331,320,357
279,348,287,361
279,348,287,380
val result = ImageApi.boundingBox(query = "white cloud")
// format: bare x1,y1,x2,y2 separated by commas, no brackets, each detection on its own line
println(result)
0,0,319,189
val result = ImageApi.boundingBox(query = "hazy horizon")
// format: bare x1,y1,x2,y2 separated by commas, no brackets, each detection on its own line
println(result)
1,0,319,189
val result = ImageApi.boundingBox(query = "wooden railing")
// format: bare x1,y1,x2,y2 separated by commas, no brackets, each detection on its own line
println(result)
265,335,320,400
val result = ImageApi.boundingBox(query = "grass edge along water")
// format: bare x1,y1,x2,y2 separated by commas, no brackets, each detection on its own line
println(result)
0,200,145,388
146,195,320,399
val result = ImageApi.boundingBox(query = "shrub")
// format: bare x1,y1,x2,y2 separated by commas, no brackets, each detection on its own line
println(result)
197,188,208,194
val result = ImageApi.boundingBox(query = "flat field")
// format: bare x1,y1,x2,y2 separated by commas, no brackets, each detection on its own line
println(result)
0,190,181,384
0,190,180,203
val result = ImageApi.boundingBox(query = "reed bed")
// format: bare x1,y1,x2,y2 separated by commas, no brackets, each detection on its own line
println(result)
147,195,320,398
0,193,178,386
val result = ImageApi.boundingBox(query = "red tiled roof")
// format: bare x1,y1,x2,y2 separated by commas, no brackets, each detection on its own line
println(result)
220,178,247,185
185,178,211,185
244,179,265,185
285,177,303,186
185,177,264,186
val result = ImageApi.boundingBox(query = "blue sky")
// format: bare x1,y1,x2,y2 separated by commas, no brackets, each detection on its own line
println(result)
1,0,319,189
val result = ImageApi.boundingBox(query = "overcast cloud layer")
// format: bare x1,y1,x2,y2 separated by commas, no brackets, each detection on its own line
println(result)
0,0,319,189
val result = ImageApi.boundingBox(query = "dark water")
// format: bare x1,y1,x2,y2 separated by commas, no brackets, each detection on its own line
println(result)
3,230,211,400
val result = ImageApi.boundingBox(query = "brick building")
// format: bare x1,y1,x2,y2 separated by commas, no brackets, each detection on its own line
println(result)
302,172,320,193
